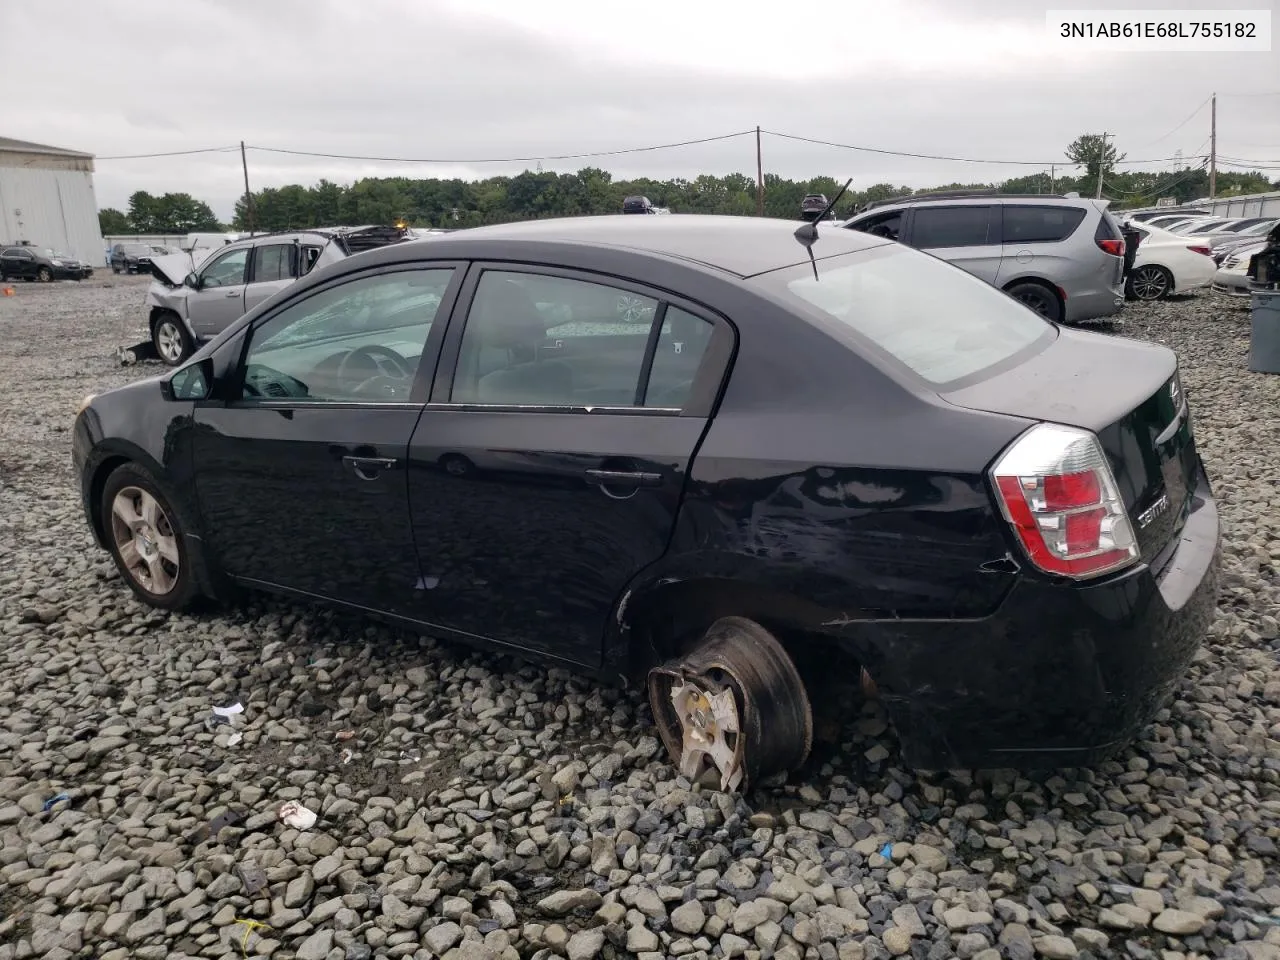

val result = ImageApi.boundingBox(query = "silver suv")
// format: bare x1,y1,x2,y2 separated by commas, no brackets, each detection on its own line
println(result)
840,192,1126,324
144,225,410,365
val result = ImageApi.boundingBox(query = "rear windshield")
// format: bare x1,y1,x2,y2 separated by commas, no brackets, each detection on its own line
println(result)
753,244,1053,386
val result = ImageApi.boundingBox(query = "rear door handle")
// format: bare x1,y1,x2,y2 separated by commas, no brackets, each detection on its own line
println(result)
344,456,398,480
584,468,662,487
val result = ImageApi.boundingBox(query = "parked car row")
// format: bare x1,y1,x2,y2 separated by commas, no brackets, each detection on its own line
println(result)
0,244,94,281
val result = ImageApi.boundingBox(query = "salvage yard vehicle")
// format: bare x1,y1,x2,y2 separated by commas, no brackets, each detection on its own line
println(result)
144,225,410,366
73,215,1220,790
1212,241,1268,297
109,242,166,274
840,193,1127,324
1,244,93,281
1121,222,1218,301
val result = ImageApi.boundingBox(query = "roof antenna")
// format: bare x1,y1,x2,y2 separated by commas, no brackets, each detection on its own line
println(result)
793,178,852,280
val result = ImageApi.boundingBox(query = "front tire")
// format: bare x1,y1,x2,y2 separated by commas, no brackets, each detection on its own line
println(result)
101,463,200,611
152,312,194,366
37,266,53,283
1005,281,1063,323
1126,264,1172,301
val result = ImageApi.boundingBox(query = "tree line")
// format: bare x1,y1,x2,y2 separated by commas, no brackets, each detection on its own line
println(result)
99,136,1277,235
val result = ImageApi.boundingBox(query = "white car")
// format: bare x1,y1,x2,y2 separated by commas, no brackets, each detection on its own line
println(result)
1211,241,1267,298
1124,222,1219,301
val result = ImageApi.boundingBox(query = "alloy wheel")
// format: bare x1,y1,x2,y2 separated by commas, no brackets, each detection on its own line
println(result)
1130,265,1171,301
109,486,180,595
1014,289,1053,317
155,321,185,363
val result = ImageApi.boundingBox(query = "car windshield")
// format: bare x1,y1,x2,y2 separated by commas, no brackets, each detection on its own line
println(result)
124,244,152,254
752,244,1053,386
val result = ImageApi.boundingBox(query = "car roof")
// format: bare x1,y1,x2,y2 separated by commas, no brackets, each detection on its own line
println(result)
406,214,890,278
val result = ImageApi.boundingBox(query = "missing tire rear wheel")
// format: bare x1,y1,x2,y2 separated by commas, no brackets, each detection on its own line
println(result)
647,616,813,792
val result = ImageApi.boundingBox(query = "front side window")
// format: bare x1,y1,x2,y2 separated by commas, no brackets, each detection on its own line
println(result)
910,206,993,248
200,248,250,289
753,244,1053,387
241,268,453,403
251,244,296,283
1001,205,1087,244
450,271,659,407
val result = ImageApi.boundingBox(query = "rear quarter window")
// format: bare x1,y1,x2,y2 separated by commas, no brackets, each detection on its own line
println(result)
1001,205,1087,243
754,244,1053,387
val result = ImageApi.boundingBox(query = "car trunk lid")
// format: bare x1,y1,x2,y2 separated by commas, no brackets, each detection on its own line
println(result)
941,328,1199,570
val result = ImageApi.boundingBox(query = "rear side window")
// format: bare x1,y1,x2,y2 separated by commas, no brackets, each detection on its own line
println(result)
252,244,297,283
754,244,1052,386
847,210,903,241
909,206,993,248
1001,205,1087,244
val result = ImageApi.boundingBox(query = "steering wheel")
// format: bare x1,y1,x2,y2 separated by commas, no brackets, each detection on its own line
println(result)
337,344,413,393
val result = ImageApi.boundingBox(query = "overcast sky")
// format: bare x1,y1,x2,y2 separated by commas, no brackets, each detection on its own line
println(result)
7,0,1278,219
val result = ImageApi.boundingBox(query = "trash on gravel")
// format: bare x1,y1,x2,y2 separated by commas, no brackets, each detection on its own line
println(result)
115,340,161,366
187,808,245,844
340,748,354,765
231,917,272,958
277,800,317,830
879,842,893,858
206,700,245,733
226,731,243,747
42,793,70,812
235,860,268,897
335,730,356,741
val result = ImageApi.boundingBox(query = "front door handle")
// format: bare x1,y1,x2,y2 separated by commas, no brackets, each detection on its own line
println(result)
343,456,398,480
584,468,662,487
224,290,241,298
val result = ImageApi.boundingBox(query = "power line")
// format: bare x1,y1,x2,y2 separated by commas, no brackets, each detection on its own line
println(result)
96,146,240,160
762,129,1204,167
1138,96,1212,147
244,130,756,164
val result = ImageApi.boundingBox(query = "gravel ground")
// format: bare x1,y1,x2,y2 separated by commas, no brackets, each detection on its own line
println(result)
0,275,1278,960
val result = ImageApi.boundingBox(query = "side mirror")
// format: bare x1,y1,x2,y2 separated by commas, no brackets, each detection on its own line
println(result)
163,359,212,402
184,272,199,289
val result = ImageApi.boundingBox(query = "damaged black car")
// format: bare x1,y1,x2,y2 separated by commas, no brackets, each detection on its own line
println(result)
73,214,1220,790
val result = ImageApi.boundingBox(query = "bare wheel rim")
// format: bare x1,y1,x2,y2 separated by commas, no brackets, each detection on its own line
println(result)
1131,266,1169,300
155,321,184,362
109,486,180,595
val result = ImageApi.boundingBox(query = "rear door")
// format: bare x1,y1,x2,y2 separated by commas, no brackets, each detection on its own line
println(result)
904,205,1003,283
404,265,733,667
186,245,250,340
244,241,299,313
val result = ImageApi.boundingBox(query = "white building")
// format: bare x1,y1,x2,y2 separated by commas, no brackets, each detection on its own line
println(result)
0,137,106,265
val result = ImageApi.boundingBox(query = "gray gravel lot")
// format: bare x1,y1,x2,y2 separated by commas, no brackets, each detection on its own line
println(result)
0,274,1278,960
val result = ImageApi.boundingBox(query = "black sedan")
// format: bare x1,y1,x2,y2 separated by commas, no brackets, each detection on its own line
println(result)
1,245,93,281
72,215,1220,790
109,242,165,274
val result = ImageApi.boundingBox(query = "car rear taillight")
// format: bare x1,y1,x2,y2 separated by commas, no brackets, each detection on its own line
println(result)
1188,245,1213,257
990,423,1139,579
1096,238,1125,257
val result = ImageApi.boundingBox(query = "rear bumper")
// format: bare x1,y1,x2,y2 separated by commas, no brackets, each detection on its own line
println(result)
857,465,1220,770
1064,285,1125,323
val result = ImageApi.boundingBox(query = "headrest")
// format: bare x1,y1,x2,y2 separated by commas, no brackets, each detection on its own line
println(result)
469,278,551,348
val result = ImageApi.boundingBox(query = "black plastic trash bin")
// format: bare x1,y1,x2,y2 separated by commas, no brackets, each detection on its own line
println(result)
1250,291,1280,375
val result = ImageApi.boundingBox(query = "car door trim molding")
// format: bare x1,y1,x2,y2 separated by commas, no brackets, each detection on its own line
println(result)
429,260,736,420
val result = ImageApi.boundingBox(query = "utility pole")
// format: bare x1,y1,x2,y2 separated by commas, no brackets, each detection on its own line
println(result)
755,126,764,216
1209,92,1217,199
1050,164,1056,193
240,140,256,236
1095,132,1108,199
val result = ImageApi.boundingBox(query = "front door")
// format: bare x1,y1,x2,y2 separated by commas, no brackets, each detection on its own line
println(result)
2,249,35,279
186,246,251,340
191,264,462,614
405,266,729,667
906,205,1004,284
